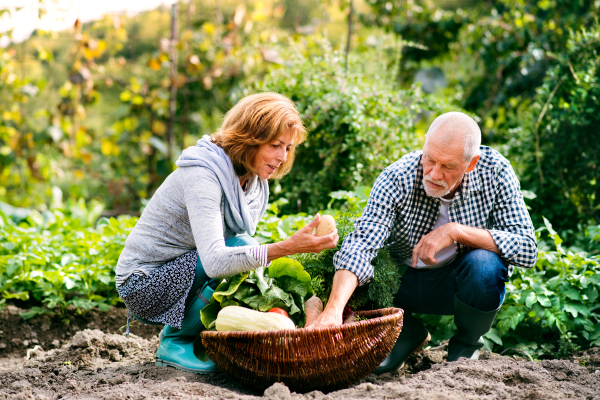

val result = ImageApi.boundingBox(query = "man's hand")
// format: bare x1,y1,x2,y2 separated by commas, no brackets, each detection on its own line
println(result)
412,223,457,267
306,269,358,329
412,222,501,267
306,307,342,329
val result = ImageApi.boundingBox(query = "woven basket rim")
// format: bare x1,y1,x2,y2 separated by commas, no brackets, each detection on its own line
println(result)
202,306,403,338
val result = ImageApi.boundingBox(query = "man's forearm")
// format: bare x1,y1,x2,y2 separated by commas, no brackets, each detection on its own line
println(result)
324,269,359,314
307,269,359,328
452,223,500,253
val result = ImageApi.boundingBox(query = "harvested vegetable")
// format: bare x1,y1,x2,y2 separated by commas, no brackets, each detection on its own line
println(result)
315,215,336,236
342,305,355,323
304,295,323,327
216,306,295,332
268,307,289,317
194,260,313,362
200,258,314,330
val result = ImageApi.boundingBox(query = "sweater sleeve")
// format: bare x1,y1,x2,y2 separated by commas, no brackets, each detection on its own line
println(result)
180,167,268,278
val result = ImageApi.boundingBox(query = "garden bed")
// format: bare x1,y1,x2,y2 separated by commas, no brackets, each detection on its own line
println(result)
1,305,599,399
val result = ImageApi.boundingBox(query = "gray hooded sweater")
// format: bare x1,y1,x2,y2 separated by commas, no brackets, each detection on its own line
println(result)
115,137,269,287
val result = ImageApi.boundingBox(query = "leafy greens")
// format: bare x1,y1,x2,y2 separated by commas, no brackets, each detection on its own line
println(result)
200,257,314,330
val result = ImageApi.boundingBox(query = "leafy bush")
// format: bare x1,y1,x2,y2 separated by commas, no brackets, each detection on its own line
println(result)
259,39,452,213
492,220,600,358
363,0,599,142
0,200,136,319
509,23,600,232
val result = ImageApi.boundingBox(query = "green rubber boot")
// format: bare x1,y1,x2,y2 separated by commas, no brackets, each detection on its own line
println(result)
447,296,500,362
374,313,431,374
155,283,217,373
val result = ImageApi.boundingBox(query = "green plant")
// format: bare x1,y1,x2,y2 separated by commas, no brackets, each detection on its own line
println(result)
0,200,137,318
509,22,600,232
257,187,405,310
200,258,314,329
292,212,405,311
364,0,599,144
260,38,452,214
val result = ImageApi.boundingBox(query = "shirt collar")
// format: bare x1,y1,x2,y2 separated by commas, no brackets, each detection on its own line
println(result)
459,167,481,199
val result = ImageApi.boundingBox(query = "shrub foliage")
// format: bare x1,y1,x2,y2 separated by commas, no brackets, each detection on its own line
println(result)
510,24,600,231
260,40,451,213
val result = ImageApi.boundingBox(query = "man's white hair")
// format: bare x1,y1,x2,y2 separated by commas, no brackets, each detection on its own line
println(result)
425,112,481,161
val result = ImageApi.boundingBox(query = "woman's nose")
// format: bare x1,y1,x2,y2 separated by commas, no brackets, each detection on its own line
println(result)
278,148,288,164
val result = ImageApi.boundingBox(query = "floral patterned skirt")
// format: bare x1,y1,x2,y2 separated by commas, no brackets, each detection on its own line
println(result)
117,250,198,329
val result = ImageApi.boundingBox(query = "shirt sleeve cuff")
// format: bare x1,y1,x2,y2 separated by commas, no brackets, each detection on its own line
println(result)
488,229,521,262
248,244,270,267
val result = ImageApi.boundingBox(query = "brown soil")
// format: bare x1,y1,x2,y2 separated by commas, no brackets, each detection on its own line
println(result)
0,305,162,358
1,305,599,400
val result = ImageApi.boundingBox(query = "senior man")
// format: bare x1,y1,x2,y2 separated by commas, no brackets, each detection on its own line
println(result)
310,112,537,372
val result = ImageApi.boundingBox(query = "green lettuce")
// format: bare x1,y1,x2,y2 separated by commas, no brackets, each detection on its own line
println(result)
199,258,314,330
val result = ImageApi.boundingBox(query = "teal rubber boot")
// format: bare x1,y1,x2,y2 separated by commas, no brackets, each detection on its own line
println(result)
447,296,500,362
155,283,217,373
374,313,431,374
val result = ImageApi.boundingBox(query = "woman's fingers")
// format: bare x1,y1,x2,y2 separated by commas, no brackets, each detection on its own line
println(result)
313,228,339,252
304,213,321,232
287,216,339,254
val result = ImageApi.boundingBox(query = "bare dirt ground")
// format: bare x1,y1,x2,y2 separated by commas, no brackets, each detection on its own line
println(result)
1,305,599,400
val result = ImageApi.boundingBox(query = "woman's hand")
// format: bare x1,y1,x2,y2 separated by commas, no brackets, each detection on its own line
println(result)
286,214,339,254
266,214,339,261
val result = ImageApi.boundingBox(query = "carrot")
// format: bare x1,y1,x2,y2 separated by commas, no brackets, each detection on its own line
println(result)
304,295,324,327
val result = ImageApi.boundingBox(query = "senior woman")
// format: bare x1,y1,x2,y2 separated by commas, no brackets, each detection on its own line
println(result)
115,92,338,374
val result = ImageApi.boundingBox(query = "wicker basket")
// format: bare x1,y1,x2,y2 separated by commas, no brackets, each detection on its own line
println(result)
201,307,404,392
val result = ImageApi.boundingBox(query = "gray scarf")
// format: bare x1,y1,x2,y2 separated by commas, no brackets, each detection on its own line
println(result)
175,136,269,236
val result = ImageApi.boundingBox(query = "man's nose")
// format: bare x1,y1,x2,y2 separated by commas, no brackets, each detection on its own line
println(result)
430,164,443,180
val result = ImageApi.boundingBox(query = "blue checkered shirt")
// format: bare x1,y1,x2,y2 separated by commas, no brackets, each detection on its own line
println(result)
334,146,538,286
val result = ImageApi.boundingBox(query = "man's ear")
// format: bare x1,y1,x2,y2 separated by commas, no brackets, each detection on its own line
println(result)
466,155,480,173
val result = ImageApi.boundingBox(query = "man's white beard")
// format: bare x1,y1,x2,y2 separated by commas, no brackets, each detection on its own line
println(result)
423,174,453,198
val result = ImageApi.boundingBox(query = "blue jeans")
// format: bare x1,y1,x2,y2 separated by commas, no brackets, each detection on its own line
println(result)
393,249,509,314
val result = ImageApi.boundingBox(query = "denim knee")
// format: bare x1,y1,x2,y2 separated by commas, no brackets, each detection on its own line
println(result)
225,235,260,247
453,249,508,311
